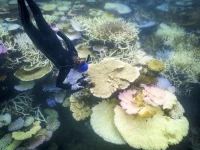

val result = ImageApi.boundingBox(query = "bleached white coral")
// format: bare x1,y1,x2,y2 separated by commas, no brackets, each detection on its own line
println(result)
156,23,185,47
12,33,51,68
70,15,139,48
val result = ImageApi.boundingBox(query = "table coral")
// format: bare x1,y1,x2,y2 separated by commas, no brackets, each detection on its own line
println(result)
90,99,126,144
114,105,189,150
88,58,140,98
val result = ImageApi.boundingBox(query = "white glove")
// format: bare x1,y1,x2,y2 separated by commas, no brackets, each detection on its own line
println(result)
83,76,91,82
71,83,84,90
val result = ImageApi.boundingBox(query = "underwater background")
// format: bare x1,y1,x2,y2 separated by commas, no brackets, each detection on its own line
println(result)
0,0,200,149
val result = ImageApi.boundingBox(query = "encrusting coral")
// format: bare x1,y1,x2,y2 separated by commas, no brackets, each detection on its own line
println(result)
69,95,92,121
12,121,41,140
88,58,140,98
146,59,165,72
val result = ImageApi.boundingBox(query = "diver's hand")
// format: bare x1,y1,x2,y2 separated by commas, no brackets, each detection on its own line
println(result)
71,83,84,90
83,76,91,82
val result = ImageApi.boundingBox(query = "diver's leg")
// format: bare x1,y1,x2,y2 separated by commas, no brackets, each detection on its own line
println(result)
18,0,44,45
25,0,56,36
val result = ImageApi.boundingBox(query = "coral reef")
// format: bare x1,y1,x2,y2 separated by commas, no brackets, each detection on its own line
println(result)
69,95,92,121
70,15,139,49
12,121,41,140
14,63,52,81
114,105,189,150
90,99,125,144
155,23,185,47
146,59,165,72
88,58,140,98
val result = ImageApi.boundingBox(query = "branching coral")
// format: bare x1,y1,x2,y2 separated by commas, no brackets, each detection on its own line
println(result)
0,91,46,123
10,33,51,68
161,44,200,87
70,15,139,49
155,23,185,47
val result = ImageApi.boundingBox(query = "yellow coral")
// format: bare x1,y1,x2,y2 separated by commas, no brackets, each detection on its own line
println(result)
42,4,57,11
88,58,140,98
114,105,189,150
12,121,41,140
5,140,22,150
146,59,165,72
69,95,92,121
14,64,52,81
90,99,126,144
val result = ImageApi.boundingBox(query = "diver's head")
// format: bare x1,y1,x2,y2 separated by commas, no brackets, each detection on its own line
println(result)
73,55,90,72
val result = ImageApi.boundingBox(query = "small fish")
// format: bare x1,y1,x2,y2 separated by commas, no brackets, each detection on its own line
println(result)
46,99,56,107
92,45,108,52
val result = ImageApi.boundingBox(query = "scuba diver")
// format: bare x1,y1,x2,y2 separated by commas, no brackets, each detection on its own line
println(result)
17,0,90,90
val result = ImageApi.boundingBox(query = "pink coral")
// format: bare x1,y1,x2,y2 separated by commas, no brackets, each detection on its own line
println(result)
142,86,167,107
0,44,8,54
28,135,46,149
118,90,140,114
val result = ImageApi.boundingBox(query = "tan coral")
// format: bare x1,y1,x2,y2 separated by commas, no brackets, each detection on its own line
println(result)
75,43,95,58
14,64,52,81
42,4,57,11
69,95,92,121
88,58,140,98
146,59,165,72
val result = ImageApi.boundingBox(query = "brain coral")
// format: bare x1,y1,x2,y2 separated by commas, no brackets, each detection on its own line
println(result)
88,58,140,98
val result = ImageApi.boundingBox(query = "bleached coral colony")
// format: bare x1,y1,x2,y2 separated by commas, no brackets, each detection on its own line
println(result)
1,0,199,149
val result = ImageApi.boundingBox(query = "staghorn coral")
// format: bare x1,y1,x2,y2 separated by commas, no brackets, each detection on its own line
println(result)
0,91,46,123
69,95,92,121
88,58,140,98
162,44,200,86
70,15,139,49
155,23,185,47
11,33,51,68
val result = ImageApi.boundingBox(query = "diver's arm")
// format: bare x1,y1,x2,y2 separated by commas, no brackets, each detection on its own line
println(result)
57,31,78,55
56,67,72,90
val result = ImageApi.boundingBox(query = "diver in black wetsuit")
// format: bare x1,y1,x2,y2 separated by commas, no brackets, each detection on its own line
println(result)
17,0,90,90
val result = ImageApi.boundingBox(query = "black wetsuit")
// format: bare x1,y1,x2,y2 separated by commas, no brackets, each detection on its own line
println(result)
17,0,78,90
